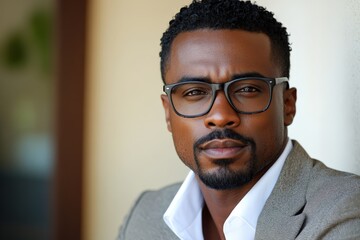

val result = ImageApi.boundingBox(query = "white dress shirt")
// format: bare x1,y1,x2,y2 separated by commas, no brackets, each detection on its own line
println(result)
163,139,293,240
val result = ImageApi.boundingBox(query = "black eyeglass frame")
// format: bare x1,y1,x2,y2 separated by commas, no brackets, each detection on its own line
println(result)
163,77,289,118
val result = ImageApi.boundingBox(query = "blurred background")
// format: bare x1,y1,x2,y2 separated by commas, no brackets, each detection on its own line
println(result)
0,0,85,239
0,0,55,239
0,0,359,239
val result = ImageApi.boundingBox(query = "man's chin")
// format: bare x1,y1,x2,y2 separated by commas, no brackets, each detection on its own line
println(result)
197,167,254,190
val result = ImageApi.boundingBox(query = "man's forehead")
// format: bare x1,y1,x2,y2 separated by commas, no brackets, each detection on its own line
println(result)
165,29,278,83
171,29,271,51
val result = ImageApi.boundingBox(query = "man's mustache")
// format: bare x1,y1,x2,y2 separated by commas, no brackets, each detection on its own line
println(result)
194,129,256,150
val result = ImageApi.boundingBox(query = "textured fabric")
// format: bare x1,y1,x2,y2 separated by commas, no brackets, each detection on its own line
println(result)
118,141,360,240
118,183,180,240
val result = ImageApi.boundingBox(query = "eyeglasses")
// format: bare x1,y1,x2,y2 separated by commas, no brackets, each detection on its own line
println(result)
163,77,289,118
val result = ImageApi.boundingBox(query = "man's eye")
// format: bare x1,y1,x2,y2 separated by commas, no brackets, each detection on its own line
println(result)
240,86,258,92
184,89,208,96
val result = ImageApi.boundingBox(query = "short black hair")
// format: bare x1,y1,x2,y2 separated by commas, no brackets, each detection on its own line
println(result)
160,0,291,82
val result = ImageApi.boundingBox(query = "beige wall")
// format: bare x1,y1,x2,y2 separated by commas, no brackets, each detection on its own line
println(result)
84,1,360,239
84,1,189,240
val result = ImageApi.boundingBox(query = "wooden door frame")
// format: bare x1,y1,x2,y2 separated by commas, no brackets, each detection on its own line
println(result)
54,0,87,239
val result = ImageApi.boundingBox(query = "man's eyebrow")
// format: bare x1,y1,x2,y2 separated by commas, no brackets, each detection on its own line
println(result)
231,72,266,80
175,72,266,84
177,76,211,83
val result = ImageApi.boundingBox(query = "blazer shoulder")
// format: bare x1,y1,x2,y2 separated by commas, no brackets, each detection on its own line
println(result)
118,183,181,240
301,155,360,239
307,158,360,201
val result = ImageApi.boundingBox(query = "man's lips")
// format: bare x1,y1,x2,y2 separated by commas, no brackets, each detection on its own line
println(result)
198,139,248,159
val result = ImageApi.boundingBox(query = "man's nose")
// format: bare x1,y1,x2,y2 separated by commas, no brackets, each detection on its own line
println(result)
204,91,241,129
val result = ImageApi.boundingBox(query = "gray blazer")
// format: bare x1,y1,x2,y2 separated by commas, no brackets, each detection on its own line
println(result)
118,141,360,239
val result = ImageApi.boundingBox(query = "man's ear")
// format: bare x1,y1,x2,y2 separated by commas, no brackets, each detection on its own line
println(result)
161,94,172,132
283,87,297,126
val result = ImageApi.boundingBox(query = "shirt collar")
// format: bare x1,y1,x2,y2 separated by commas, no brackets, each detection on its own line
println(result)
164,139,293,240
163,171,204,240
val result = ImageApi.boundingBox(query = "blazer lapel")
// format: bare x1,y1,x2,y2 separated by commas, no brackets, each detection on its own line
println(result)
257,213,306,239
255,141,312,240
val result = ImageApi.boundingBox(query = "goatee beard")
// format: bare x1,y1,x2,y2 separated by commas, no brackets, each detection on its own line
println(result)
193,129,257,190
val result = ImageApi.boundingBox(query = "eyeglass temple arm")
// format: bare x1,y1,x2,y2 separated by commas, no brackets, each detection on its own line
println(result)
275,77,289,85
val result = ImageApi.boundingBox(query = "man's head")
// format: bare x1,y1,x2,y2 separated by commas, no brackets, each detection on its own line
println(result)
160,0,291,82
160,0,296,190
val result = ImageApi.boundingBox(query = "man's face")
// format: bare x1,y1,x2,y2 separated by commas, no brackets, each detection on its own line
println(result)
161,29,296,190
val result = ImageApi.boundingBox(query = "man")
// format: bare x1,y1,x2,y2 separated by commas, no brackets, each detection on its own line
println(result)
119,0,360,239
